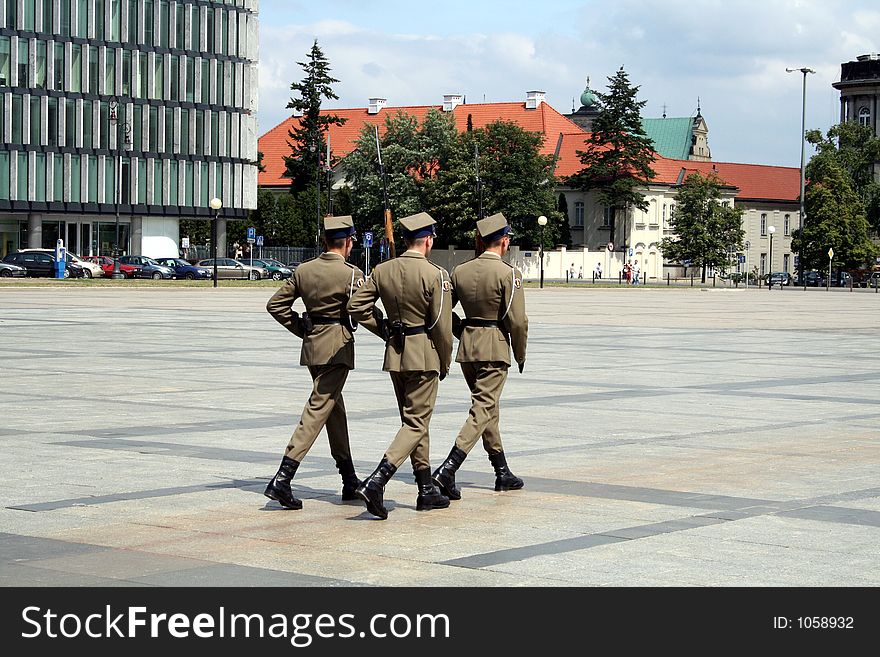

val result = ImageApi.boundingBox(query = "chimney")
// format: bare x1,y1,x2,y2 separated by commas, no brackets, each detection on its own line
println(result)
368,97,387,115
525,90,545,109
442,94,464,112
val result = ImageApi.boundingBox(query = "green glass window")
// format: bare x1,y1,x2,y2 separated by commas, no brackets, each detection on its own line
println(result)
99,101,109,149
109,0,120,42
11,94,22,143
144,0,154,45
95,0,105,40
42,0,53,33
121,50,131,95
195,110,204,155
17,152,28,200
88,155,98,202
120,157,129,203
127,0,138,44
17,39,28,87
168,160,177,204
159,1,169,49
138,52,147,97
54,154,63,201
164,107,173,152
148,106,157,151
0,36,10,86
53,42,63,90
201,59,209,103
104,156,115,203
184,160,193,206
77,0,87,37
64,97,75,146
23,0,35,31
153,53,163,99
0,152,9,199
190,5,199,51
35,153,46,202
30,95,40,145
220,9,228,55
82,99,93,148
104,47,115,95
169,55,178,99
47,97,58,146
216,61,224,106
175,3,184,49
132,104,142,151
211,111,219,154
185,56,194,102
206,8,214,52
70,44,81,92
199,161,208,207
35,40,46,88
4,0,16,30
180,108,189,154
69,155,81,202
61,0,71,37
88,45,98,94
153,158,162,204
137,157,146,204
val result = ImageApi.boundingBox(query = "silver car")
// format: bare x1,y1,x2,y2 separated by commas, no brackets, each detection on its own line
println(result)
196,258,269,280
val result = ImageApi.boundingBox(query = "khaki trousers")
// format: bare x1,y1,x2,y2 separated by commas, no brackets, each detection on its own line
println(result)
454,361,508,455
384,371,439,471
284,364,352,463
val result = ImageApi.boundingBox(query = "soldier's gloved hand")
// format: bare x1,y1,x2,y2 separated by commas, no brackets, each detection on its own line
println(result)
439,369,448,382
518,361,525,374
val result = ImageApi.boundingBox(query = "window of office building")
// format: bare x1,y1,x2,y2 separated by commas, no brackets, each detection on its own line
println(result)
11,94,22,143
88,45,98,94
148,105,157,151
220,9,228,55
153,54,163,99
77,0,87,37
175,3,184,49
206,8,215,52
159,1,169,48
180,108,189,154
216,61,224,105
99,101,109,148
95,0,105,40
0,36,9,85
211,111,219,154
61,0,71,36
137,157,146,203
109,0,121,42
82,99,93,148
190,6,200,51
88,155,99,202
17,152,28,200
153,159,162,204
68,155,83,202
34,153,46,201
144,0,154,45
138,52,147,97
195,109,204,154
18,39,28,87
121,49,130,95
30,96,40,144
47,97,58,146
105,47,115,95
201,59,209,103
70,43,82,92
23,0,35,30
164,107,173,152
185,56,194,102
53,152,62,200
132,104,142,150
53,42,63,89
64,98,76,146
760,213,767,236
42,0,54,32
184,160,193,205
127,0,138,44
199,161,209,206
0,152,8,199
104,156,114,203
169,55,178,99
168,160,177,204
36,41,47,88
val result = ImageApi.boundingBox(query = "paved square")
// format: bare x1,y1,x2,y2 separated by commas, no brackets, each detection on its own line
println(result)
1,285,878,586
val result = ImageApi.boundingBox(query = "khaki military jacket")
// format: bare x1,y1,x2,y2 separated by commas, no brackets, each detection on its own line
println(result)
266,252,379,368
451,251,528,365
347,250,453,375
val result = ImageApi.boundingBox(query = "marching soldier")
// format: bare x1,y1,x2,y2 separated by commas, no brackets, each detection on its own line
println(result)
347,212,453,519
263,215,381,510
432,212,528,500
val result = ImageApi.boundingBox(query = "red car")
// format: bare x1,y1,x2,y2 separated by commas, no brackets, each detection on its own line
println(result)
83,255,141,278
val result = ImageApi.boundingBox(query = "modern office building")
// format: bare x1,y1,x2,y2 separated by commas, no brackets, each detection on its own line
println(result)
0,0,258,260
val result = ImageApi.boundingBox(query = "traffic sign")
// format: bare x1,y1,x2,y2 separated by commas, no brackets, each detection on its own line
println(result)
364,231,373,247
628,247,634,257
247,227,256,243
738,255,746,264
181,237,190,249
256,235,263,246
828,247,834,259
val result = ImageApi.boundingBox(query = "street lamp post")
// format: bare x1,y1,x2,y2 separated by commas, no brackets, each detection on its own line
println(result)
210,197,222,288
768,225,776,290
786,66,815,285
538,215,548,289
109,98,131,279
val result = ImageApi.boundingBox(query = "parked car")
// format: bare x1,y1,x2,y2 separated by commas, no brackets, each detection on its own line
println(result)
196,258,268,280
828,270,853,287
248,258,293,281
117,255,175,279
795,270,825,287
17,248,98,278
861,271,880,288
2,251,85,278
82,255,141,278
153,257,212,280
766,271,792,287
0,260,28,277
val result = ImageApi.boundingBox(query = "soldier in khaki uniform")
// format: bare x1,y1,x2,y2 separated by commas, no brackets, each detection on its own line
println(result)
263,215,381,510
432,213,528,500
347,212,453,519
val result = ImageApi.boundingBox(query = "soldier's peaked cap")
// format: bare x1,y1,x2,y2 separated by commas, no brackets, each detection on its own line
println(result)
400,212,436,239
477,212,510,242
323,215,356,240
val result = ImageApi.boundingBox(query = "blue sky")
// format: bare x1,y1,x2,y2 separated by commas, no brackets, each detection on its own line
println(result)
256,0,880,168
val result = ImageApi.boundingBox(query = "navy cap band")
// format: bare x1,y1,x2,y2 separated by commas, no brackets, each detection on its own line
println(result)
325,226,356,240
482,225,511,242
403,226,436,239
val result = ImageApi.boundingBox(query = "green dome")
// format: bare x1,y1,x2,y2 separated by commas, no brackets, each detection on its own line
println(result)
580,88,597,108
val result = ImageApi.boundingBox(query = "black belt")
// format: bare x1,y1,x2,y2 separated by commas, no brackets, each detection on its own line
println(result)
462,318,502,328
309,315,343,325
402,325,426,335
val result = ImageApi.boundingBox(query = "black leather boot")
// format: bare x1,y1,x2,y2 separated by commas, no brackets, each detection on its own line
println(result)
356,458,397,520
415,468,450,511
488,451,524,492
336,458,361,501
431,446,467,500
264,456,303,509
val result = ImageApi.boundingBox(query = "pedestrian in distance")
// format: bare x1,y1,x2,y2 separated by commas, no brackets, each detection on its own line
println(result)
347,212,453,520
578,266,583,279
632,259,641,286
432,213,528,501
595,262,603,280
263,215,382,510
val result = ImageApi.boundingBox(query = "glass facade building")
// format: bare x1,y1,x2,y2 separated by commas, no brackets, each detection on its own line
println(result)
0,0,258,259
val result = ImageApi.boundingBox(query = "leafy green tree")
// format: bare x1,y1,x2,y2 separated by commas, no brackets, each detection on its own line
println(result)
792,151,876,271
659,172,745,282
567,66,656,251
805,123,880,234
431,120,562,248
283,40,346,195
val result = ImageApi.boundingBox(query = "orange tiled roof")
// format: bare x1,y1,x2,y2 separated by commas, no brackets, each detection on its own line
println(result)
651,157,801,202
258,101,584,188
